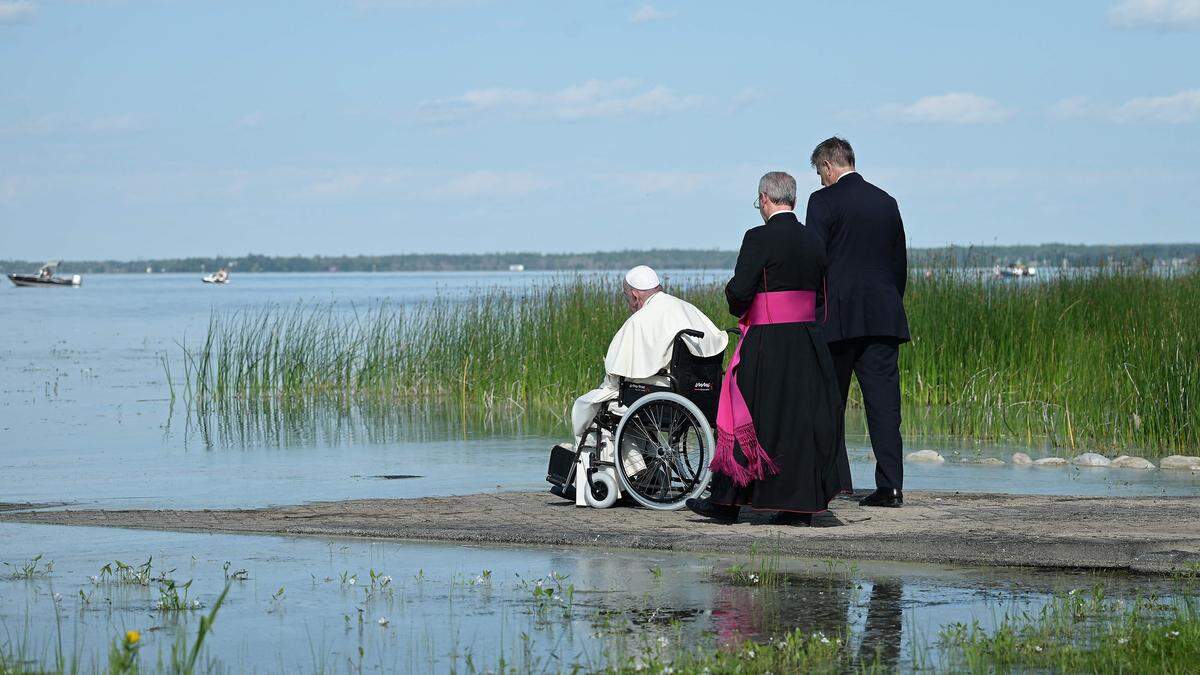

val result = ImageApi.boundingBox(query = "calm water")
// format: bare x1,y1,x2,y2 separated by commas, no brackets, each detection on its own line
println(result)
2,271,1197,672
1,272,1194,510
0,522,1184,672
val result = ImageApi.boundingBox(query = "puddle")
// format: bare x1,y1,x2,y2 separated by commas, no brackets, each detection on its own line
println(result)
0,523,1184,672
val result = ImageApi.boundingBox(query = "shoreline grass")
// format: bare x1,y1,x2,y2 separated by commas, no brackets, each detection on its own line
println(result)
173,270,1200,456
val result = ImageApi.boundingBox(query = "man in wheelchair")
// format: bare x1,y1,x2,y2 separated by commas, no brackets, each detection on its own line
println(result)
547,265,729,510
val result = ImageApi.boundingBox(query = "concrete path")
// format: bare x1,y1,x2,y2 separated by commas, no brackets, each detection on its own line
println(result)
3,492,1199,574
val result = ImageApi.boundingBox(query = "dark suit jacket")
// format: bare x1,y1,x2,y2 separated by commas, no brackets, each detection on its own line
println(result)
725,211,826,317
805,173,910,343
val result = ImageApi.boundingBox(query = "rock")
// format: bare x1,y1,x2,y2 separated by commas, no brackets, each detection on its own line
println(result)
1011,452,1033,465
1071,452,1112,467
1034,457,1068,467
906,450,945,463
977,457,1006,465
1160,455,1200,471
1110,455,1155,470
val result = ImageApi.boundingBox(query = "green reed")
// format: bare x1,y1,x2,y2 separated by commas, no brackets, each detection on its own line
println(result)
175,271,1199,455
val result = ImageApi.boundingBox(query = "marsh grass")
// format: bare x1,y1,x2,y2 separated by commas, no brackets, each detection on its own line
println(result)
3,556,53,581
175,271,1200,455
940,589,1200,674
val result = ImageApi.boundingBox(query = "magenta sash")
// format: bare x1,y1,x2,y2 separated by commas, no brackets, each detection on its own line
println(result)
710,290,817,487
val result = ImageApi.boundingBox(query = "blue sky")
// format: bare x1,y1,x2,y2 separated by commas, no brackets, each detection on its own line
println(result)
1,0,1197,259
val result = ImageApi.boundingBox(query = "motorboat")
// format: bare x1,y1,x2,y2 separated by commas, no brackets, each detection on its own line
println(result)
202,270,230,284
7,261,81,288
994,263,1038,278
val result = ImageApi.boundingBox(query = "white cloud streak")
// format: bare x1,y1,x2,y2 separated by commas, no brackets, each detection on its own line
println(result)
1051,89,1200,123
418,78,702,122
1108,0,1200,30
0,0,35,24
630,4,675,23
879,93,1014,124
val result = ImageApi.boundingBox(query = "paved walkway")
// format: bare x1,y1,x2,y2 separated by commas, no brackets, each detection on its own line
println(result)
4,492,1199,574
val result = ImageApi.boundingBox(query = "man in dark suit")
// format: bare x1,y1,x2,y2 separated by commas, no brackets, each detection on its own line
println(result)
805,137,910,508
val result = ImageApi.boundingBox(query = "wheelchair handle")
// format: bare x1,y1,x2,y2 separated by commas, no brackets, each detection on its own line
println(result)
725,327,742,337
678,328,705,339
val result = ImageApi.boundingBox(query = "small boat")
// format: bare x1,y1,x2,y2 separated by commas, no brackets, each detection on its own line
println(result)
7,261,82,288
995,263,1038,278
202,268,230,284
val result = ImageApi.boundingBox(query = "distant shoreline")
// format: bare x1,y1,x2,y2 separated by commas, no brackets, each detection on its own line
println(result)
3,243,1198,275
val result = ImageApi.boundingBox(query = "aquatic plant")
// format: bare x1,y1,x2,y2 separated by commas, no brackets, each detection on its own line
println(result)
3,555,53,580
154,578,202,612
94,558,155,586
174,271,1200,454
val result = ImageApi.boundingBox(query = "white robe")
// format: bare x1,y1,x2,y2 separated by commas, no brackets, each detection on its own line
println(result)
570,292,728,437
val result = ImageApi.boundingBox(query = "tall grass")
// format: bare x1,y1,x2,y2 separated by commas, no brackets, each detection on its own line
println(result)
174,271,1200,455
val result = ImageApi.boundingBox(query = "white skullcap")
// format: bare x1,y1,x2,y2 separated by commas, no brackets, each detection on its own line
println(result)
624,265,660,290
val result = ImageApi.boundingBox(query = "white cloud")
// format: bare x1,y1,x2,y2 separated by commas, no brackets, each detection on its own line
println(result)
630,4,675,23
418,78,702,122
0,1,35,24
1050,89,1200,123
294,168,552,200
0,112,146,135
879,93,1014,124
237,111,267,129
1108,0,1200,30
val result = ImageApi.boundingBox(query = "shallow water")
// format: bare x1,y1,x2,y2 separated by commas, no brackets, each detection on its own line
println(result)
0,522,1184,673
2,271,1196,672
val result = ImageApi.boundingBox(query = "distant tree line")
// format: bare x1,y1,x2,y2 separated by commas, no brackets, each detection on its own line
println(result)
2,243,1197,275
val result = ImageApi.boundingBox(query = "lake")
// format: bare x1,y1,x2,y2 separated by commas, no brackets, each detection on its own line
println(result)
2,271,1197,672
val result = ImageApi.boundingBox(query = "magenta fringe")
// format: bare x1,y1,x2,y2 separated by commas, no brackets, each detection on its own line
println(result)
711,424,779,488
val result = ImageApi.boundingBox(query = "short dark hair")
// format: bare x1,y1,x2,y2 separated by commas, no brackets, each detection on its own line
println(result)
810,137,855,169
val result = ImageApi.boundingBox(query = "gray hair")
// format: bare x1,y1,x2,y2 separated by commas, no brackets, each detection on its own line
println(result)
757,171,796,207
810,137,855,169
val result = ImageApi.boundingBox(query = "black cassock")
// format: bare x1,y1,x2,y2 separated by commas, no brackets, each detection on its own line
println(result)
708,211,852,512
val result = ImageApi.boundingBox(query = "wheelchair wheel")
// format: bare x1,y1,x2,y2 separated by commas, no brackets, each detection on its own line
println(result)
613,392,713,510
584,470,618,509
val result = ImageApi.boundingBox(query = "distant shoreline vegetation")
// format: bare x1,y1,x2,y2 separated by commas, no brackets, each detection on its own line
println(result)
4,243,1199,275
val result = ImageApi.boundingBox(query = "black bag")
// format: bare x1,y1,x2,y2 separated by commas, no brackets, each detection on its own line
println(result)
668,330,724,425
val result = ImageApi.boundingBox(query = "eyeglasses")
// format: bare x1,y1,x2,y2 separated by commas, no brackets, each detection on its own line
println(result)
753,194,762,209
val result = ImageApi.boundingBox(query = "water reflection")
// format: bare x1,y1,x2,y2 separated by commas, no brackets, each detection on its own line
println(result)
184,396,562,450
860,580,903,669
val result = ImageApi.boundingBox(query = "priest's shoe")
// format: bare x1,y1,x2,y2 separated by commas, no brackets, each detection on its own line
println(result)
859,488,903,508
685,498,738,523
767,512,812,526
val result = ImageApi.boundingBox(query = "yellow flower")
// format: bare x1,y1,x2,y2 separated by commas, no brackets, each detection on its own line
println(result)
124,630,141,646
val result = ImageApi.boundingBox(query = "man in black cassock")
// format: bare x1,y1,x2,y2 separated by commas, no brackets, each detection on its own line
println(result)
806,137,910,508
686,171,850,525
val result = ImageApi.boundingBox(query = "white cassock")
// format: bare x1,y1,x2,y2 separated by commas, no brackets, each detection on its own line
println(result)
571,292,729,438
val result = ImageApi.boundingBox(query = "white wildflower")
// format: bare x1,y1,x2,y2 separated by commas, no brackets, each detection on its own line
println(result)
381,575,392,585
52,593,62,602
747,650,755,658
378,616,389,626
1118,638,1129,644
348,578,356,585
820,636,830,644
658,636,670,647
192,600,201,608
1168,630,1180,637
1034,645,1043,652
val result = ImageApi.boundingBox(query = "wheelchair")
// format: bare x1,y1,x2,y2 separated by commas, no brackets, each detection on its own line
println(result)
546,329,726,511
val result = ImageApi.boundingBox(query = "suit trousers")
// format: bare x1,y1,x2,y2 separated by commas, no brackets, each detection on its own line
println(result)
828,337,903,490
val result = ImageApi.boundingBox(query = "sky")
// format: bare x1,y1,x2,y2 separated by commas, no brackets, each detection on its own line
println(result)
0,0,1198,259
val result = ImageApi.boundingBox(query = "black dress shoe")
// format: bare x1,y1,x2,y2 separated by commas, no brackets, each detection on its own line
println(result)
859,488,903,508
767,512,812,526
685,498,739,523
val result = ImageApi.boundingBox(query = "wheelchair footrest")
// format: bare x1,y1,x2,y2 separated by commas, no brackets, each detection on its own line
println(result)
546,443,575,487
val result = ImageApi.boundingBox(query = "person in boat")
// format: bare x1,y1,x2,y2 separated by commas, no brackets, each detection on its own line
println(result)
569,265,728,443
686,171,850,526
214,268,229,282
38,264,53,280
